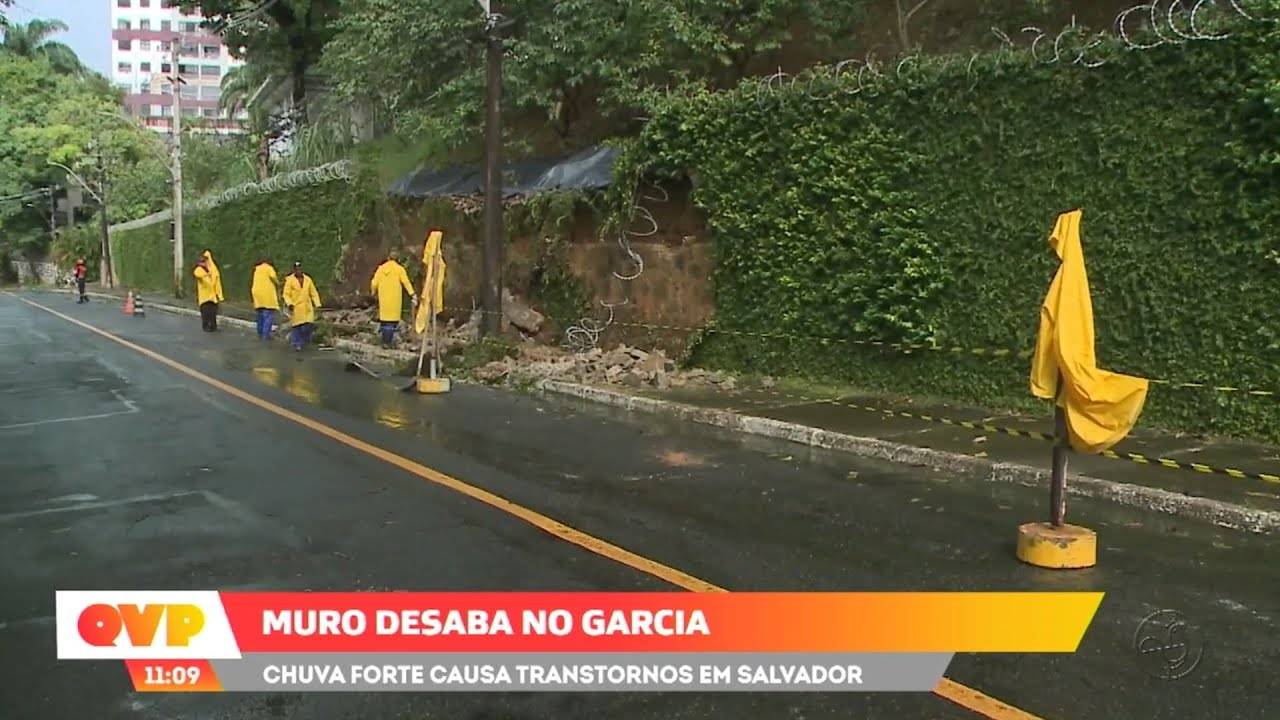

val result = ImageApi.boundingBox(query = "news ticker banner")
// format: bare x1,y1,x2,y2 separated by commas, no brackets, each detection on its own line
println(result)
58,591,1103,693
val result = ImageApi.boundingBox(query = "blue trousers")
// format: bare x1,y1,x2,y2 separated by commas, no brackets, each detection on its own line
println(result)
255,308,276,340
290,323,314,350
379,321,398,347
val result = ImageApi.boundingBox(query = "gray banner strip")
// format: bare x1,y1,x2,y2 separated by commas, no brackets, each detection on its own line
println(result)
210,653,953,692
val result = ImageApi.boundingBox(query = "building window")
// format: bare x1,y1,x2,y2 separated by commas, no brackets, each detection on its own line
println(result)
181,21,198,33
161,62,171,74
181,85,197,99
204,45,220,59
201,65,220,78
178,63,195,75
117,40,131,51
140,0,150,6
117,62,132,73
140,40,151,50
201,86,221,101
182,107,198,117
140,104,151,116
160,41,171,51
139,19,150,30
140,62,152,72
117,0,130,6
161,20,171,31
117,19,131,29
161,83,172,94
202,108,217,118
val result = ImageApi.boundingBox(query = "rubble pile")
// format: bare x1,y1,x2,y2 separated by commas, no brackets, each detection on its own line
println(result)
472,343,738,391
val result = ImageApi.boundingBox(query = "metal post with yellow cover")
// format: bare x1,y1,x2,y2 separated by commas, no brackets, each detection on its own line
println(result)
1018,209,1149,569
370,252,416,348
407,230,449,393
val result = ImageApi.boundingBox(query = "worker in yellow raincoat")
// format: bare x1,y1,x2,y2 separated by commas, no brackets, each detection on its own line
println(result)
197,249,225,329
1030,209,1148,453
250,257,280,341
370,251,416,347
282,261,322,352
193,255,220,332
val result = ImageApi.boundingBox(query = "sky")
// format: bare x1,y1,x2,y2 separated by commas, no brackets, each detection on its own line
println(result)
7,0,112,76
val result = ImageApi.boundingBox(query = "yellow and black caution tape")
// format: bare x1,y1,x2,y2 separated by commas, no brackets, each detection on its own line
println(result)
726,387,1280,485
1096,449,1280,484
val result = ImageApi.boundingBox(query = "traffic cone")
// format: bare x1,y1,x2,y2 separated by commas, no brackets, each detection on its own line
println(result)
133,293,145,317
123,291,135,316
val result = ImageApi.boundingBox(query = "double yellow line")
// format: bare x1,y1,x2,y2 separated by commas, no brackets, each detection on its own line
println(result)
9,293,1042,720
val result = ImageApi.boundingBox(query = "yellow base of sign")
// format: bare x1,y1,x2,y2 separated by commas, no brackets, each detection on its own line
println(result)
1015,522,1097,569
416,377,451,394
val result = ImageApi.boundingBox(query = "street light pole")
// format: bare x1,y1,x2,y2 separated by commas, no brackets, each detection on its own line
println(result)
480,2,504,337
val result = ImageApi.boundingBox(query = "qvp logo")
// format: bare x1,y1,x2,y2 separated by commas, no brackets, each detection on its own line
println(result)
57,591,241,659
77,603,204,647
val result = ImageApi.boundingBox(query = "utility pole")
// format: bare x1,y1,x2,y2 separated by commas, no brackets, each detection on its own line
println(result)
169,49,186,298
96,152,115,289
480,2,505,337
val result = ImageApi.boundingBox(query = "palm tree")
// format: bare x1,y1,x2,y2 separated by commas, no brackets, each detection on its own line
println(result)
1,18,82,74
219,63,276,124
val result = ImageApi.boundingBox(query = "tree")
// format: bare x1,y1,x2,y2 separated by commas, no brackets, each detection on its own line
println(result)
320,0,868,153
0,18,82,74
182,0,341,107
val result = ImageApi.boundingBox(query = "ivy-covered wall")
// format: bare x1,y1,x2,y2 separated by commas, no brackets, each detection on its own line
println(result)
623,26,1280,440
111,180,365,301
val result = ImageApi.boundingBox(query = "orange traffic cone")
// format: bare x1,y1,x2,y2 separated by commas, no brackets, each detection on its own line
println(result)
123,291,135,315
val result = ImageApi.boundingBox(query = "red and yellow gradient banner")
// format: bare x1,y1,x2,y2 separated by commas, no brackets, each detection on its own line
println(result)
219,592,1103,653
125,660,222,692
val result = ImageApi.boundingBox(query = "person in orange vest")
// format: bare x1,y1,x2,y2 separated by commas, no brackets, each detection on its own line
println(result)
73,259,88,303
193,255,220,331
370,251,416,347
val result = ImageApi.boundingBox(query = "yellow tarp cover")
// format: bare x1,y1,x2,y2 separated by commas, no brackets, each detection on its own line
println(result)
1030,210,1148,453
414,230,446,334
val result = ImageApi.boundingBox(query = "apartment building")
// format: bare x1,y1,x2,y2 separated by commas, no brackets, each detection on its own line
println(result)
109,0,245,133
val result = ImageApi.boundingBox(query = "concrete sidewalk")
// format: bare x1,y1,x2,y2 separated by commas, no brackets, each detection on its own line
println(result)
538,377,1280,533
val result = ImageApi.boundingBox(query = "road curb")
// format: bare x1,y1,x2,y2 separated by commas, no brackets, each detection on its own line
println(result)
70,289,419,365
537,380,1280,535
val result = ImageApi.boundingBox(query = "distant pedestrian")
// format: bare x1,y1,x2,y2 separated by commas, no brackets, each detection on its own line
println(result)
370,251,416,348
251,257,280,340
282,261,321,352
193,256,219,331
73,259,87,303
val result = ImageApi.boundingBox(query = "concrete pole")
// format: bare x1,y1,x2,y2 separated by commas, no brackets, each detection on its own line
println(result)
171,62,185,299
481,14,504,337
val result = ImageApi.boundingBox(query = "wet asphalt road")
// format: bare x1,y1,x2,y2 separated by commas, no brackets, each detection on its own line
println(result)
0,289,1277,720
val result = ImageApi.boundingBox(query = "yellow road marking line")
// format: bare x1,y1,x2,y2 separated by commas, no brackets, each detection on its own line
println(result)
11,293,1042,720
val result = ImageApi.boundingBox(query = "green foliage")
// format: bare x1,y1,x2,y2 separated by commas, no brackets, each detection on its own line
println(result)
623,24,1280,441
1,18,82,74
446,336,519,376
321,0,869,152
512,192,591,330
111,219,172,292
112,179,365,300
51,223,102,277
0,52,155,258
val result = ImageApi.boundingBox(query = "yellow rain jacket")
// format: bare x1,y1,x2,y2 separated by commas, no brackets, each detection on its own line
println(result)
193,265,219,305
282,272,321,326
202,250,225,302
414,230,447,334
251,262,280,310
370,259,415,322
1030,210,1148,453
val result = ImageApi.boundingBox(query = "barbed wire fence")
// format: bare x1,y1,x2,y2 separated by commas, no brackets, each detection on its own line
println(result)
188,159,354,212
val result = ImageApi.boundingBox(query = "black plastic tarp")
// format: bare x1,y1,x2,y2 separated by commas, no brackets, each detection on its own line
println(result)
387,145,618,199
